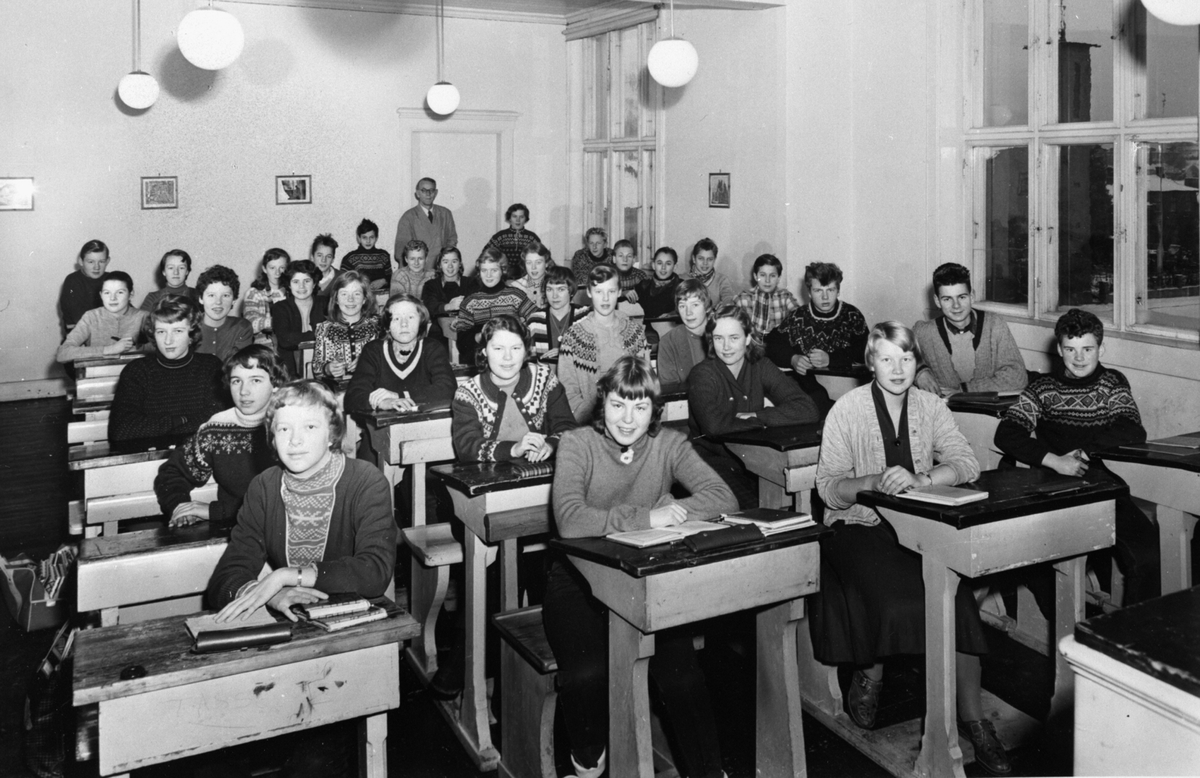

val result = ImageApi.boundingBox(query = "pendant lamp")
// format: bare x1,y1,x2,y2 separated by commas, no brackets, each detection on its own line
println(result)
178,1,245,71
426,0,460,115
1142,0,1200,25
118,0,159,110
648,0,698,88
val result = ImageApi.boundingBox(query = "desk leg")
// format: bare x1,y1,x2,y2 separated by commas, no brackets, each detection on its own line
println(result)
359,712,388,778
412,462,427,526
757,598,807,777
609,614,656,778
1157,507,1198,596
1049,556,1084,726
460,532,497,758
917,556,965,778
500,538,519,611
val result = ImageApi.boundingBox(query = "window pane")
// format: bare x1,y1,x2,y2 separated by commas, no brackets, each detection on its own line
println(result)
584,150,610,234
641,22,656,138
981,0,1028,127
618,150,642,248
1138,142,1199,330
1056,144,1114,317
1141,12,1200,120
584,35,609,142
1057,1,1113,123
980,147,1030,304
642,148,656,261
616,26,642,140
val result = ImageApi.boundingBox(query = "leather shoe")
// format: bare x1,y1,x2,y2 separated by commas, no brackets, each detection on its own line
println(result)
959,718,1012,776
844,670,882,729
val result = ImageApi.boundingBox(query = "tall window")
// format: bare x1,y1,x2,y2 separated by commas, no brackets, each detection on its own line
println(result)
968,0,1198,341
579,20,659,260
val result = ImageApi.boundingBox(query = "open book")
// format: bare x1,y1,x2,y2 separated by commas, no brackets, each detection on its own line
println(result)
895,484,989,507
722,508,815,535
608,520,729,549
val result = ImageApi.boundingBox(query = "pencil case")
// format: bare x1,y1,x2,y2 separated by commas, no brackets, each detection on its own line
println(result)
192,622,294,653
684,524,763,553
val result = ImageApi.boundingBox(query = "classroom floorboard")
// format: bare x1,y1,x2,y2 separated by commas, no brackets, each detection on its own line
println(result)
1,397,1071,777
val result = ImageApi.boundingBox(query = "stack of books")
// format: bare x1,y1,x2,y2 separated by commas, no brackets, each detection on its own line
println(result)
721,508,815,536
293,594,387,632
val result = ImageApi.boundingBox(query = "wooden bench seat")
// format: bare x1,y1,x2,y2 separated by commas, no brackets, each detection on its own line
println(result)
493,605,557,778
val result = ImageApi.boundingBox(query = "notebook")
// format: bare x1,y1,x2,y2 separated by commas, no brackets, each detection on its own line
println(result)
608,520,729,549
291,593,371,621
310,605,388,632
895,484,989,507
722,508,814,535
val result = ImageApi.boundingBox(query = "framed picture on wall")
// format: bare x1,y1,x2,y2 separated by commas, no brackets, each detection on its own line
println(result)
708,173,730,208
0,178,35,211
276,175,311,205
141,176,178,210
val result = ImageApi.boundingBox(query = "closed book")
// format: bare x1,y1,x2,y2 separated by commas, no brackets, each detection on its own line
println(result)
896,485,989,506
608,520,729,549
722,508,814,531
293,593,371,621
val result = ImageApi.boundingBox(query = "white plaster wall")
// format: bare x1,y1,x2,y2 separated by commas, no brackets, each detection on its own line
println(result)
0,0,567,394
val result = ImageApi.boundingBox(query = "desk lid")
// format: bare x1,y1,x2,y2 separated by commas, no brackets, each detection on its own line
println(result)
80,522,231,561
430,460,555,496
366,401,452,429
73,353,145,369
858,468,1126,529
1096,431,1200,473
808,363,871,379
711,422,823,451
1075,586,1200,699
67,443,171,470
945,393,1020,418
550,523,829,578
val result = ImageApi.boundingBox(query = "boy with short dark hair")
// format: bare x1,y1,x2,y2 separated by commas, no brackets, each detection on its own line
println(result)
611,239,648,301
913,262,1027,396
995,308,1159,603
528,265,588,360
634,246,684,320
340,218,392,299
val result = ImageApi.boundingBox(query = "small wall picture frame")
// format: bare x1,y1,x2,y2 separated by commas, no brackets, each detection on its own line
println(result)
708,173,730,209
0,178,35,211
141,176,178,210
276,175,312,205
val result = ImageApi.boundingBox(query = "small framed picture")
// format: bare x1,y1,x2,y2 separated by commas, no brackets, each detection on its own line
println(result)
708,173,730,209
276,175,312,205
0,178,35,211
141,176,178,210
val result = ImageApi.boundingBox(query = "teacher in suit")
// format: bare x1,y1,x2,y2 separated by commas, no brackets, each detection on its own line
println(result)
394,176,458,266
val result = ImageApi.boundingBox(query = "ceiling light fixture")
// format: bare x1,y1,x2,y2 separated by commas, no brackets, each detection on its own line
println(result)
117,0,159,110
426,0,460,116
178,1,245,71
648,0,698,88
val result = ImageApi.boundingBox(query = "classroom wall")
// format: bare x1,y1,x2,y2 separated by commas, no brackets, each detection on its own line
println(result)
0,0,567,398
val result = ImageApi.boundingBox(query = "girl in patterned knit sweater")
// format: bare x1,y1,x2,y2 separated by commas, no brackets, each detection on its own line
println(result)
453,246,536,359
242,248,290,347
313,271,381,382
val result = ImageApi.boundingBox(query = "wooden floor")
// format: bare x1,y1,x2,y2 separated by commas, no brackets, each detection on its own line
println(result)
0,396,1071,778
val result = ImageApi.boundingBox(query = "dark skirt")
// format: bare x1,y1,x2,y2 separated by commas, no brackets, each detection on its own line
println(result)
809,519,988,666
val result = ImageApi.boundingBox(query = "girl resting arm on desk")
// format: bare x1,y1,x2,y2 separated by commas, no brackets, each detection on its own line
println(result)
208,379,396,623
543,356,734,778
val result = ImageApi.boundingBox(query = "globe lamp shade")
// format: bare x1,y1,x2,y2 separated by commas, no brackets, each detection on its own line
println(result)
178,8,245,70
118,71,159,109
427,82,461,115
1142,0,1200,25
648,38,698,88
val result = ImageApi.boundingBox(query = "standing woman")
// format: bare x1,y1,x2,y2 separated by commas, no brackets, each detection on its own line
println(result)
59,239,110,332
810,322,1008,775
313,270,380,382
688,305,819,507
545,356,732,778
242,248,290,346
140,249,197,312
486,203,540,281
271,260,327,376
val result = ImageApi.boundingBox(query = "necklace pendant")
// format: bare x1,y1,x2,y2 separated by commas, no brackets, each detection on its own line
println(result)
619,447,634,465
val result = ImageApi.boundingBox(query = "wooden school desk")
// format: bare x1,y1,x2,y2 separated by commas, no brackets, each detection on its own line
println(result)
1097,432,1200,596
73,604,418,778
363,403,454,522
429,460,555,771
809,363,871,401
945,393,1019,471
77,522,229,626
808,468,1121,778
1060,585,1200,775
551,524,829,778
712,422,823,512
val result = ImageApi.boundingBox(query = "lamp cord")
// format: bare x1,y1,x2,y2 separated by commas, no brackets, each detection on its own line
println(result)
132,0,141,72
437,0,445,82
669,0,675,37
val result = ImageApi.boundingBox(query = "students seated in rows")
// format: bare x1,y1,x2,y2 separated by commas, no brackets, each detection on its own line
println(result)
271,260,327,376
688,306,819,507
545,356,732,778
558,264,649,423
56,271,148,363
310,233,342,299
195,264,253,362
59,239,110,333
611,239,648,302
656,279,712,393
733,253,800,339
685,237,735,309
454,247,536,359
487,202,540,281
155,345,285,529
913,262,1027,396
340,218,391,301
528,265,589,361
390,239,435,299
994,308,1159,604
313,271,380,382
570,227,613,289
634,246,684,320
811,322,1008,775
140,249,196,312
109,296,227,452
509,240,552,309
242,248,290,347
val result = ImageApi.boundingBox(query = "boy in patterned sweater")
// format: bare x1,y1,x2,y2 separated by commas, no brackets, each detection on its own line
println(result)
340,219,392,301
995,308,1159,603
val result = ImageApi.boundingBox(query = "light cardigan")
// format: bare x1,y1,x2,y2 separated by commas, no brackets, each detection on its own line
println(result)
816,384,979,526
913,311,1028,393
55,306,148,362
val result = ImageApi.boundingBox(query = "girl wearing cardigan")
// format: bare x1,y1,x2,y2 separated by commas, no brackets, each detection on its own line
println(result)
544,356,733,778
811,321,1008,776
